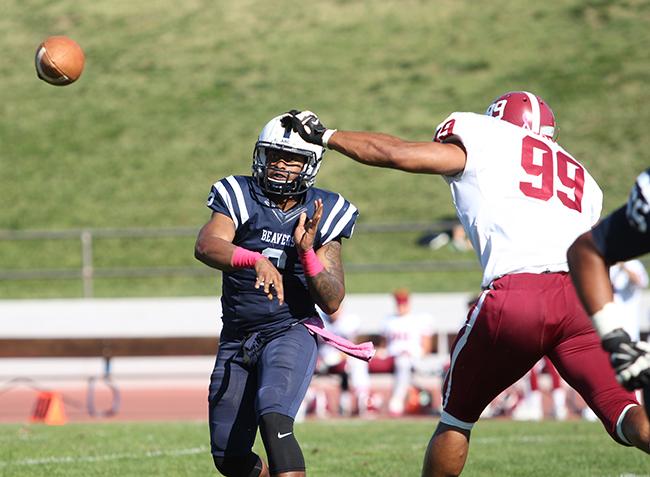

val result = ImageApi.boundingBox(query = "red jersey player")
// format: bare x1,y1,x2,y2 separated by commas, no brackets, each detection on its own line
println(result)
283,94,650,476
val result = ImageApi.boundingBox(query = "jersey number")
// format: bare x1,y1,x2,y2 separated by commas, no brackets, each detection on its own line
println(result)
519,135,585,212
262,247,287,270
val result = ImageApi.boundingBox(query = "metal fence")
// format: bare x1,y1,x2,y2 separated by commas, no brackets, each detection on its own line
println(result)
0,222,478,297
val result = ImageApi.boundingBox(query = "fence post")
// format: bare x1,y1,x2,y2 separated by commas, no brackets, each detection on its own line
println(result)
81,229,94,298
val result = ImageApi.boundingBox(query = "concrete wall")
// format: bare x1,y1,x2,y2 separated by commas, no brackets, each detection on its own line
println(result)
2,292,650,380
0,293,474,338
3,291,650,338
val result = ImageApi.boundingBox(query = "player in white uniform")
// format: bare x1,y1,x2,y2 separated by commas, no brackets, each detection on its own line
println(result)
283,94,650,475
609,260,648,341
383,288,433,415
435,110,602,288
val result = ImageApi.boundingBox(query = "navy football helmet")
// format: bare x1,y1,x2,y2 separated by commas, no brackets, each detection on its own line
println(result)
252,112,325,196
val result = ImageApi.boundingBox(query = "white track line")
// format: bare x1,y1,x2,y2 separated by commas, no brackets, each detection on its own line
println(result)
0,446,208,467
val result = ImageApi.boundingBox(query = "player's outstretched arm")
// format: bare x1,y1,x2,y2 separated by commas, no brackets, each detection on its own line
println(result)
294,199,345,314
328,130,466,176
283,111,466,176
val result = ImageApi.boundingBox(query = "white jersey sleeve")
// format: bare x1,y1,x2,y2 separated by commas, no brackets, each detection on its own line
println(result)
434,112,603,287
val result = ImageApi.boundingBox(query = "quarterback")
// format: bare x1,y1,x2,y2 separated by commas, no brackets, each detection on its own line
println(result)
284,93,650,476
195,112,359,477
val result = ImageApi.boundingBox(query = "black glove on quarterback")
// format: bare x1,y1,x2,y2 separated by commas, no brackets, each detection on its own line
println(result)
281,110,336,147
601,327,650,390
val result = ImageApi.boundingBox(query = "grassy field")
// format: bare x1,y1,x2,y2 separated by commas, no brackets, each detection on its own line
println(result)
0,229,482,298
2,0,650,297
0,419,648,476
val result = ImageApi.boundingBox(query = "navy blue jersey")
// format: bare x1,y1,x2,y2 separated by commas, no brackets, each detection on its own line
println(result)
592,168,650,264
206,175,358,335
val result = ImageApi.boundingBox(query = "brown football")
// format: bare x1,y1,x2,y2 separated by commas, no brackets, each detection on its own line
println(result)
35,36,85,86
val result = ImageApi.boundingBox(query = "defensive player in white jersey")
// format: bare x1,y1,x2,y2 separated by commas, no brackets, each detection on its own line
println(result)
282,93,650,476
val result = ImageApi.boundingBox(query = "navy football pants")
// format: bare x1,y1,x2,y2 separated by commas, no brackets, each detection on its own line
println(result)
208,324,318,458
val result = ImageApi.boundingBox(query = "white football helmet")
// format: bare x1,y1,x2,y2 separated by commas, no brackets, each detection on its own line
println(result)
252,112,325,196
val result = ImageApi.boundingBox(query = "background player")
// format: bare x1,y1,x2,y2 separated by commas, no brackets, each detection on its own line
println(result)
609,259,648,341
383,288,433,416
283,94,650,476
568,169,650,410
314,304,371,417
195,112,358,477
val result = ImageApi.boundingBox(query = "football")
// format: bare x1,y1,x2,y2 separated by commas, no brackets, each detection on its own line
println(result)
35,36,85,86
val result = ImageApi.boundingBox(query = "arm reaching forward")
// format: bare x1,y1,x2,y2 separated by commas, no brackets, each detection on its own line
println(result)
282,111,467,176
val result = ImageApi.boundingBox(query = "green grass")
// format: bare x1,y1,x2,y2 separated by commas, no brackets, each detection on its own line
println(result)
0,228,483,298
2,0,650,296
0,419,648,476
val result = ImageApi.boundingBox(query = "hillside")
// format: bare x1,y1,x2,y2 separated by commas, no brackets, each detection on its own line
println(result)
1,0,649,297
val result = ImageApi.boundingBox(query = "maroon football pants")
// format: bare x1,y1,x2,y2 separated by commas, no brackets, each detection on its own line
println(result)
441,272,637,444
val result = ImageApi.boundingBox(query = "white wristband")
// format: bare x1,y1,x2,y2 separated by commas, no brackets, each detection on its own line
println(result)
591,302,621,337
322,129,337,148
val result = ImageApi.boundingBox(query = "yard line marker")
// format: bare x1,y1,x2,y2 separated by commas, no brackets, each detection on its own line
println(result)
0,446,208,467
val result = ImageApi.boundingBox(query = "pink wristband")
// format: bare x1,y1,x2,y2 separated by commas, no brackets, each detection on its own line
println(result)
230,246,263,268
299,248,325,277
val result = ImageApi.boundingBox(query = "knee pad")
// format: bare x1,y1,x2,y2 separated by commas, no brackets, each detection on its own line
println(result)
212,453,263,477
259,412,305,474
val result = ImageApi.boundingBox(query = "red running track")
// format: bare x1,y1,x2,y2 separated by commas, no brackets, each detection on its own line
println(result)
0,381,208,423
